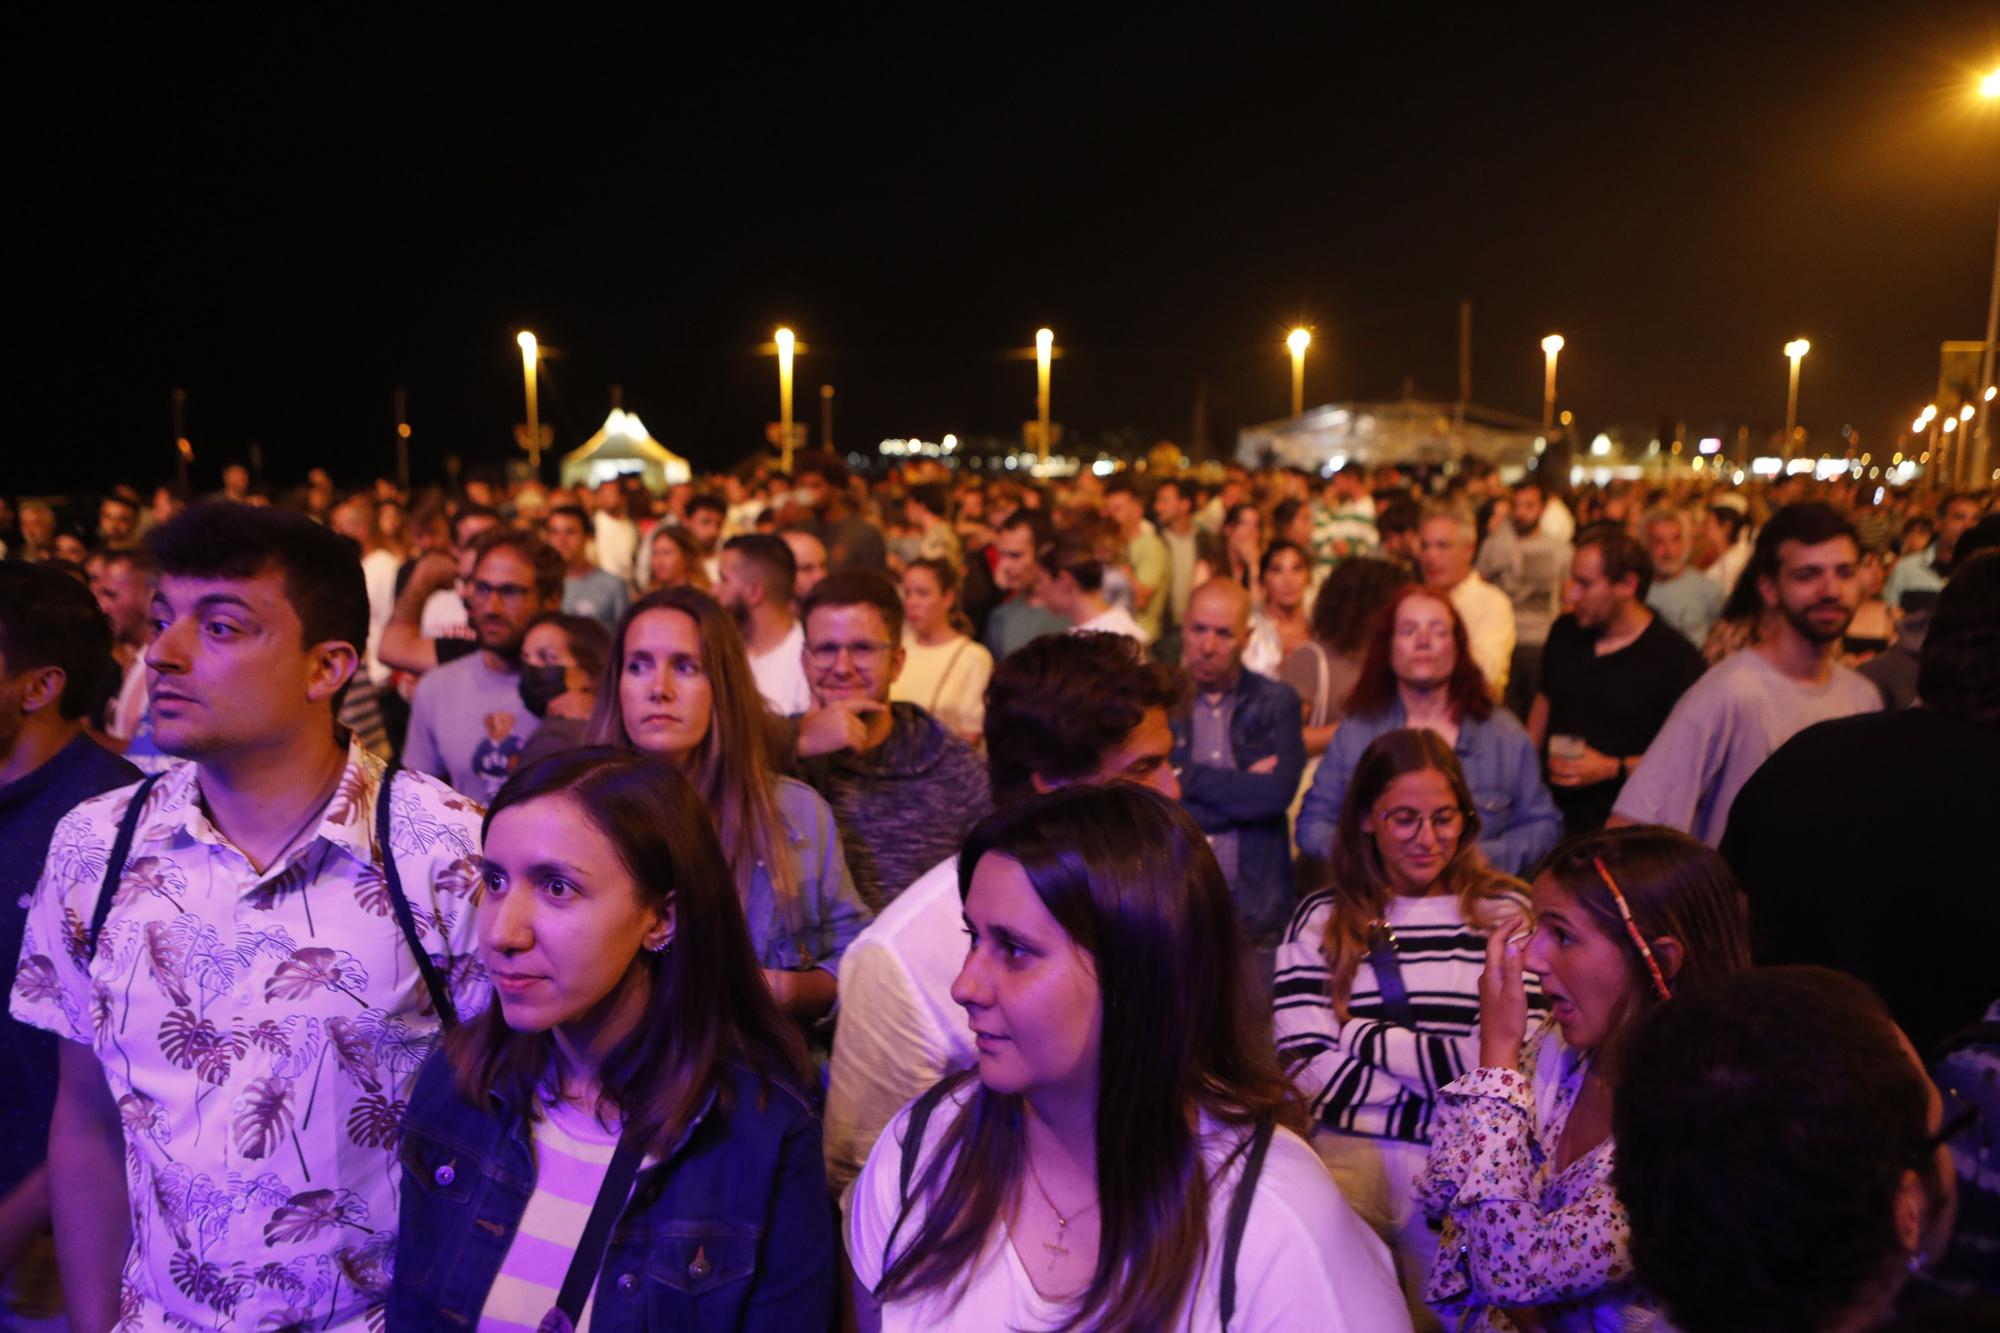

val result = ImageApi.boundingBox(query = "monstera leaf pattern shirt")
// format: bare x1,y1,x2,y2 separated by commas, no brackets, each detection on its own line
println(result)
9,743,487,1332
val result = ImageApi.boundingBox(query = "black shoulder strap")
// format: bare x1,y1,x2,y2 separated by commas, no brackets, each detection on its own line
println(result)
375,759,458,1029
549,1125,645,1329
1219,1117,1276,1332
880,1076,959,1275
88,773,166,961
1366,921,1417,1029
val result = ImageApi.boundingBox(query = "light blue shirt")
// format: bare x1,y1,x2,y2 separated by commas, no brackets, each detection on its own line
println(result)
1646,570,1726,647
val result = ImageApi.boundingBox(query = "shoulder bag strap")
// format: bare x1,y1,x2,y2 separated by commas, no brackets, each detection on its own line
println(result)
375,759,458,1029
881,1077,958,1274
544,1126,646,1332
1366,920,1418,1029
927,638,972,715
1219,1117,1277,1332
1310,642,1332,726
88,773,166,961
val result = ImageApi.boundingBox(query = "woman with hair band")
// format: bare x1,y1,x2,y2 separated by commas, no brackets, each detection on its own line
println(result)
589,586,871,1019
891,556,993,746
390,750,834,1330
1415,825,1752,1330
850,784,1409,1331
1274,729,1542,1328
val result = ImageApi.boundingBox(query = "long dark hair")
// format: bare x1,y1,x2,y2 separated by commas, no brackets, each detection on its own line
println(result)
1343,583,1495,720
1532,825,1751,1071
876,785,1302,1330
1322,729,1524,1007
447,749,812,1151
587,586,800,923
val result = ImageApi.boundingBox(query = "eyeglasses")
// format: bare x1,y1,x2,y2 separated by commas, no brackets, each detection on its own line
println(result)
806,640,893,671
1377,806,1466,841
469,580,536,602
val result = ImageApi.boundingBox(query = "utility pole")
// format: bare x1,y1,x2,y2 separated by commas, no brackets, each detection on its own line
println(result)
393,387,410,493
820,384,835,452
171,388,190,492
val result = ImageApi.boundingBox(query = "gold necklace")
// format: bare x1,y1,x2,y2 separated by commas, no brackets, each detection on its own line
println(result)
1023,1149,1098,1272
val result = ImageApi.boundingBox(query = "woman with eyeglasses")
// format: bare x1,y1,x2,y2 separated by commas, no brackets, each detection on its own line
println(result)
851,784,1409,1331
1274,728,1541,1328
1414,825,1751,1330
1295,584,1562,878
590,586,871,1019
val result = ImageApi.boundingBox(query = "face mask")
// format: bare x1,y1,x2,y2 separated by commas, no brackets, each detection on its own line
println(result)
518,664,569,719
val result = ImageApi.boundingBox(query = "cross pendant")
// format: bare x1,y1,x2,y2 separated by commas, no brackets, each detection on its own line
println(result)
1042,1236,1068,1270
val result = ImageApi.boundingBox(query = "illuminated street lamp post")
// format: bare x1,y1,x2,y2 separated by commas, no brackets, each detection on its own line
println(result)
516,331,542,472
1967,71,1997,480
1783,339,1810,460
1287,328,1311,417
1036,327,1054,469
774,327,797,472
1540,334,1563,430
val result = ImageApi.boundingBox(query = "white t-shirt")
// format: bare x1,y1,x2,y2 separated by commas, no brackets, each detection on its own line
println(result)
749,619,814,717
1445,572,1515,697
360,547,401,684
824,856,970,1193
593,512,638,582
1072,604,1151,646
1612,646,1882,845
892,634,994,743
849,1083,1408,1332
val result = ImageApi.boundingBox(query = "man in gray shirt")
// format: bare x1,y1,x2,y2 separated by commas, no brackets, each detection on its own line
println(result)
1478,478,1571,715
1613,504,1880,845
1642,505,1725,646
546,503,629,630
404,528,562,801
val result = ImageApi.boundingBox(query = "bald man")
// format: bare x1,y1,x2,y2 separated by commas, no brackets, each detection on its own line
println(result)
1169,579,1307,946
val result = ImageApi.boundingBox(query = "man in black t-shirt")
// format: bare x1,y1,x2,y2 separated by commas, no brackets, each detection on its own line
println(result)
1528,523,1704,834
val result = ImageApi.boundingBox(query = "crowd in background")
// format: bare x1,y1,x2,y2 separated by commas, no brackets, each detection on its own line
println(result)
0,446,1995,1331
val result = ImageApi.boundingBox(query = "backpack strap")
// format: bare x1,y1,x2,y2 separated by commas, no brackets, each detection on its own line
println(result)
1219,1117,1277,1332
880,1076,959,1276
87,773,166,962
375,759,459,1029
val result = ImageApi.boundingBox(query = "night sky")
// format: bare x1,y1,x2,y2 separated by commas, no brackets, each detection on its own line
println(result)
20,7,2000,496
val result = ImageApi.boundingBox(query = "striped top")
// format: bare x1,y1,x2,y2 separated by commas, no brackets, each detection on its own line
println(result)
1273,890,1545,1144
479,1097,644,1333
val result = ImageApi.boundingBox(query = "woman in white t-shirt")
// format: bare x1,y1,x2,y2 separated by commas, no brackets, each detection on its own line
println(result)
849,785,1409,1332
892,557,993,746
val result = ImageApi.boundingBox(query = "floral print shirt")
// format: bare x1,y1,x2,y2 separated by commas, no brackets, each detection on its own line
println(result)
9,744,487,1332
1415,1022,1657,1332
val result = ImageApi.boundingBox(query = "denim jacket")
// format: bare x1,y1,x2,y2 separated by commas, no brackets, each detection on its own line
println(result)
388,1048,836,1331
1295,702,1563,876
1169,668,1307,940
747,778,873,976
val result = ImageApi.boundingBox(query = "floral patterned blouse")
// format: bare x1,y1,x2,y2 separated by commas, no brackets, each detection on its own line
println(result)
1415,1021,1658,1332
9,744,486,1331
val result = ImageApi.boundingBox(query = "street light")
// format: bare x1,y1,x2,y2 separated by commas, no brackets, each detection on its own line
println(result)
1983,67,2000,99
1035,328,1055,469
1783,339,1810,459
516,331,542,472
1540,334,1563,430
1287,328,1311,417
774,327,797,472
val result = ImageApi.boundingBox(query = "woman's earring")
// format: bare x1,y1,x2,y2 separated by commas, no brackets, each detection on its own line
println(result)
645,936,673,955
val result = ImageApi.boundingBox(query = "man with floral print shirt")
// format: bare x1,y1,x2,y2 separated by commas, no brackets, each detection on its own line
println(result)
10,504,485,1332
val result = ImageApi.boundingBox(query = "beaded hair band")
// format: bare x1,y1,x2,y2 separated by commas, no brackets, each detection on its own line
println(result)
1592,856,1674,1002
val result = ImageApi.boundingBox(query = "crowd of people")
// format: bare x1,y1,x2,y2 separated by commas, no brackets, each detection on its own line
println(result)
0,448,1994,1331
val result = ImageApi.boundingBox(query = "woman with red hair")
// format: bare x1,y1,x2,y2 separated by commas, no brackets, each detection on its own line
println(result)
1296,584,1560,876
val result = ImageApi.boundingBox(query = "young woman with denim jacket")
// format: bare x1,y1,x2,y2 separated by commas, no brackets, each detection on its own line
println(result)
1295,584,1563,877
389,749,834,1331
588,586,872,1020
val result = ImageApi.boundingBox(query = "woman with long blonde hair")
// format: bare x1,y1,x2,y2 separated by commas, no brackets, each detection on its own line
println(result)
589,585,870,1017
1275,727,1537,1327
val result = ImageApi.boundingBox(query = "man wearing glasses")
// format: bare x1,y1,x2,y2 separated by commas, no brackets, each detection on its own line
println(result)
793,570,990,914
403,528,562,800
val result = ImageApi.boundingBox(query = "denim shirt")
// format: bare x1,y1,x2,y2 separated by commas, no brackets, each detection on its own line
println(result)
1295,702,1563,876
1169,668,1307,941
389,1048,836,1331
747,778,873,976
